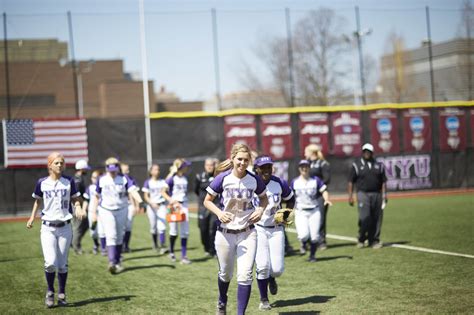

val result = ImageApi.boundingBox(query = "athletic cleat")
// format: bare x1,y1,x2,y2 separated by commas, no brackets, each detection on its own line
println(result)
57,293,67,306
372,242,383,249
308,256,317,263
92,247,98,255
115,264,124,273
74,248,83,255
268,277,278,295
122,247,131,253
159,247,169,255
169,253,177,262
180,257,192,265
299,246,306,255
356,242,365,248
216,301,226,315
259,299,272,310
45,291,54,308
108,263,117,274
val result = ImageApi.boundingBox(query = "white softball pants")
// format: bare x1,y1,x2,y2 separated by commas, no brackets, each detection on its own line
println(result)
169,205,189,238
146,204,167,234
98,206,128,246
295,208,321,244
41,222,72,273
215,228,257,286
255,225,285,280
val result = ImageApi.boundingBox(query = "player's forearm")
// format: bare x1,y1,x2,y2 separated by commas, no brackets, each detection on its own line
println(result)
143,192,152,204
258,195,269,211
130,190,143,204
82,200,89,213
161,190,173,203
203,195,221,217
382,183,387,199
90,195,99,216
322,190,330,202
30,200,40,219
347,182,354,196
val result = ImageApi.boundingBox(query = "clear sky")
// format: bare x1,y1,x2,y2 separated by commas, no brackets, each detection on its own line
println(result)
0,0,467,101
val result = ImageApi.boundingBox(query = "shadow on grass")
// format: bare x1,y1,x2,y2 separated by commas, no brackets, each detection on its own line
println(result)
191,255,216,263
317,255,353,262
67,295,136,307
383,241,410,247
122,254,160,262
327,242,357,249
271,295,335,308
278,312,320,315
118,264,175,273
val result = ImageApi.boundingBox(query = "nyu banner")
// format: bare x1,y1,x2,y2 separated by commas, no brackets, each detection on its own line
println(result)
377,155,432,190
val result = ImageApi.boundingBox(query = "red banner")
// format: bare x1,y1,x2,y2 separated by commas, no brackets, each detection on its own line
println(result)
331,112,362,157
369,109,400,154
298,113,329,157
223,115,257,156
471,109,474,147
402,108,432,153
438,108,466,152
260,114,293,160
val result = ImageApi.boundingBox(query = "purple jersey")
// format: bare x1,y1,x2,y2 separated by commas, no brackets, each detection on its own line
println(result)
207,170,267,230
32,175,80,221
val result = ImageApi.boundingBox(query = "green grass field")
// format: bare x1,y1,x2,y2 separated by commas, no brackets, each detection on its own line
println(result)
0,194,473,314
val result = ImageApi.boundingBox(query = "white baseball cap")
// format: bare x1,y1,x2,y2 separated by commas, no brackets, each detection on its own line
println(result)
75,159,90,170
362,143,374,152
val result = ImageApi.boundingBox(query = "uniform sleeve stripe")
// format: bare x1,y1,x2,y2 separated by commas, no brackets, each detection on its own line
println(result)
282,191,294,201
32,193,42,199
141,187,150,192
206,187,218,196
352,163,359,175
319,185,327,193
72,192,81,198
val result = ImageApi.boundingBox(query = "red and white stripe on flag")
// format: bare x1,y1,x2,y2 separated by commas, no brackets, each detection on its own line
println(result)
3,118,88,168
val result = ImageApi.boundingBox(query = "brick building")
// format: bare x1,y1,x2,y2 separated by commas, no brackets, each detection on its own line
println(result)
0,39,154,119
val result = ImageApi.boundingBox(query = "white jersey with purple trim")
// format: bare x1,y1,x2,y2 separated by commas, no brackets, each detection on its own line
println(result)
206,170,267,230
96,174,138,210
165,175,188,203
256,176,293,227
32,175,80,222
142,178,167,204
291,176,327,210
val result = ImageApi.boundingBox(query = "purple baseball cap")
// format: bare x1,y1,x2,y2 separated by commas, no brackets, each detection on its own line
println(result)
106,163,120,172
255,156,273,167
178,160,192,170
298,159,310,166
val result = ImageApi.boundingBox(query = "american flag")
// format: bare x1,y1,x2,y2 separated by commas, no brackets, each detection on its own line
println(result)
2,118,88,168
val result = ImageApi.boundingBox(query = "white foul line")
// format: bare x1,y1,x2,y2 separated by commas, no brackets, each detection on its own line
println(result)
286,228,474,259
189,214,474,259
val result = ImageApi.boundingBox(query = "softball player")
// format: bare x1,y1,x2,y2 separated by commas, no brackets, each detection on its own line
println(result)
142,164,169,254
291,159,332,262
82,170,103,255
89,157,144,274
26,152,86,308
204,143,269,315
253,156,294,311
120,163,139,253
162,158,192,264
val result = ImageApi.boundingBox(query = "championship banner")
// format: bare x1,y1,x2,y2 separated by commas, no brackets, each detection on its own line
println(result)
402,108,432,153
369,109,400,154
471,109,474,147
223,115,257,155
298,113,329,157
377,155,432,190
331,112,362,157
438,108,466,152
260,114,293,160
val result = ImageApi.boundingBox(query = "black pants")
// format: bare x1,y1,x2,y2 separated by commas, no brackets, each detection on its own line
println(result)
198,208,217,255
317,196,329,244
72,216,89,250
357,191,383,245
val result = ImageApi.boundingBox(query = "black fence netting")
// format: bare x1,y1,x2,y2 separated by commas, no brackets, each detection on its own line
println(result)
1,104,473,215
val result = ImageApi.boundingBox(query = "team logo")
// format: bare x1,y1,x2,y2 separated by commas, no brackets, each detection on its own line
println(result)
226,127,256,138
446,116,460,149
409,116,425,151
377,118,392,153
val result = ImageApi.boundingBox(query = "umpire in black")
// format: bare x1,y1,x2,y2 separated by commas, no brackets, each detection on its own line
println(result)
305,144,331,250
348,143,387,249
72,159,90,254
194,158,218,257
